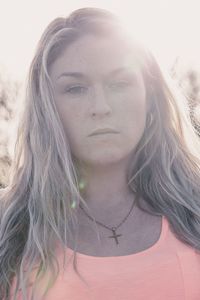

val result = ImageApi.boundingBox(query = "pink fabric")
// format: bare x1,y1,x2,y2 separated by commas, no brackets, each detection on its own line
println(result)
11,216,200,299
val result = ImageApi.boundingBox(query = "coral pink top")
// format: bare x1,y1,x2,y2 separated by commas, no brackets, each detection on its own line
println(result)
11,216,200,299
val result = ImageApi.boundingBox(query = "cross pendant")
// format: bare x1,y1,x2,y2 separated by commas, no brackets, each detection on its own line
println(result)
108,227,122,245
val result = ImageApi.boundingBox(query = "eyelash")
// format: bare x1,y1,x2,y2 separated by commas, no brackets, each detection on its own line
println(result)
64,86,88,94
63,81,133,95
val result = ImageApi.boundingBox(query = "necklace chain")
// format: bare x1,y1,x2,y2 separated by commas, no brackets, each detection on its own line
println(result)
79,193,138,245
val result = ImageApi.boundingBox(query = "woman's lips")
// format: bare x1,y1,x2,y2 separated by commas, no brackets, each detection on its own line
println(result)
88,128,119,136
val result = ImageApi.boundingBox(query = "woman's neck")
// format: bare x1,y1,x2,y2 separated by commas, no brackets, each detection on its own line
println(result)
78,161,134,214
76,165,135,226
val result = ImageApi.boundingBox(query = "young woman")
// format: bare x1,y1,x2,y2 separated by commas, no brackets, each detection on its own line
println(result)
1,7,200,300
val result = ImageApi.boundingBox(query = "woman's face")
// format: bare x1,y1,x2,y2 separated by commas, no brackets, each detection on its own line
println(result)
49,34,147,168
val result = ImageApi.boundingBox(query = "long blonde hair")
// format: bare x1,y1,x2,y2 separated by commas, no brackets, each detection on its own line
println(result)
1,7,200,300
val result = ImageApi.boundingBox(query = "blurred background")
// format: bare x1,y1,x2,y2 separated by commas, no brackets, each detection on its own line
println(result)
0,0,200,187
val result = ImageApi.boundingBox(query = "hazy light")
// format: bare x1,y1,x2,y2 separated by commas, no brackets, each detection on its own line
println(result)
0,0,200,80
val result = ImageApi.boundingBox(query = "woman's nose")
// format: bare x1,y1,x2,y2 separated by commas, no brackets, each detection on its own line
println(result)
89,84,112,117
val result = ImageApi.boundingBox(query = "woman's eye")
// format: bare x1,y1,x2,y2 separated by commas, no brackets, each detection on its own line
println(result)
64,86,88,94
109,81,131,89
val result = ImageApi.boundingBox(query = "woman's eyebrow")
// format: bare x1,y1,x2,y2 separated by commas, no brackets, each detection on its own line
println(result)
56,67,135,81
56,72,86,81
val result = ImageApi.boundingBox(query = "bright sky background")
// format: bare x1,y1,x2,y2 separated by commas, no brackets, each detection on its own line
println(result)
0,0,200,81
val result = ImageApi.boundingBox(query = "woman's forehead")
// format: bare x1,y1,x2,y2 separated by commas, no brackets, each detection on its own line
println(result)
49,34,143,80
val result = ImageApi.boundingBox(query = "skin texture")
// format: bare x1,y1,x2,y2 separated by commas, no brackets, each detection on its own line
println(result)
49,34,163,256
49,34,147,218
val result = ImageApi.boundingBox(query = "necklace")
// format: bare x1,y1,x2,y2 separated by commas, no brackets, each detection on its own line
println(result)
79,193,138,245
